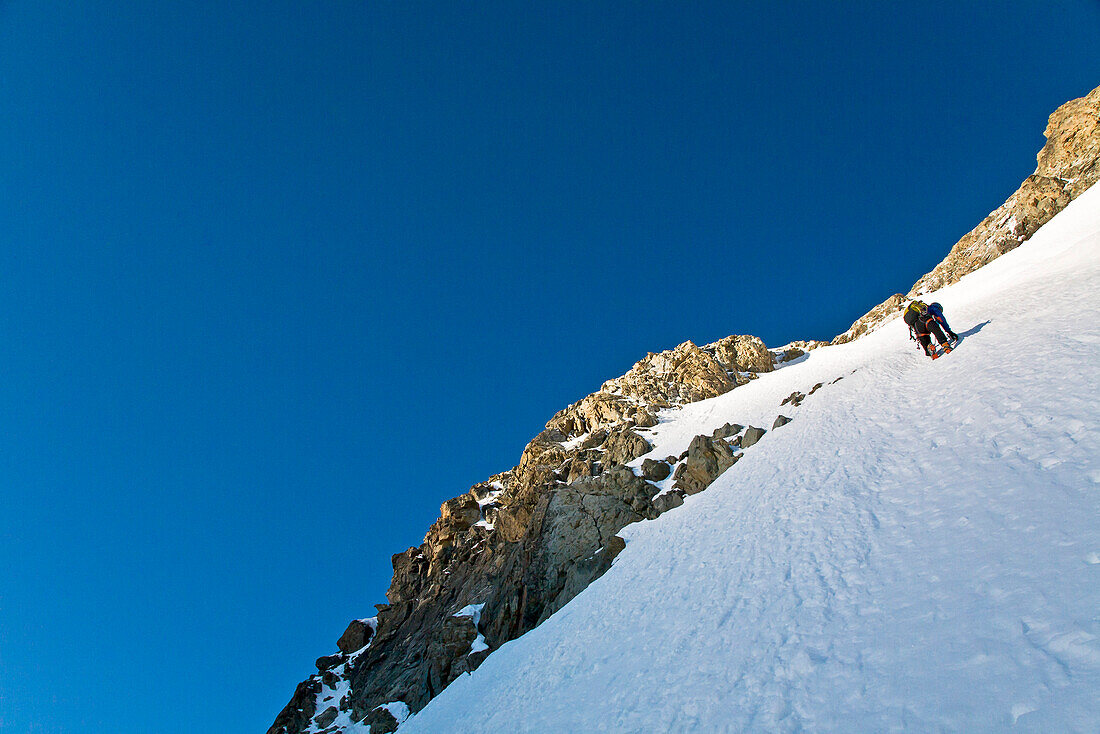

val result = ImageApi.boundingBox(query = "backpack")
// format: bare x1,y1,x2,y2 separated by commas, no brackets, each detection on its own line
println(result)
906,300,928,319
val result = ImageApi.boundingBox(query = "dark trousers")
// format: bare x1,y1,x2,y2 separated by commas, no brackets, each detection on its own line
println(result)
916,318,949,354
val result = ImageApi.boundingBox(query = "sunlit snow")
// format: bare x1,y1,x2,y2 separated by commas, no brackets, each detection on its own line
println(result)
401,183,1100,732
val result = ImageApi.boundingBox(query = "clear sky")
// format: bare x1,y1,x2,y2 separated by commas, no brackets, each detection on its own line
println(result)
0,2,1096,732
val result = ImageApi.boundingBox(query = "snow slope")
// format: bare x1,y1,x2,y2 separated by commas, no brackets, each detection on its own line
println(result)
400,182,1100,733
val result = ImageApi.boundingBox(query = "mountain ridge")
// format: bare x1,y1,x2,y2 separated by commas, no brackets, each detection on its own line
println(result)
268,83,1100,734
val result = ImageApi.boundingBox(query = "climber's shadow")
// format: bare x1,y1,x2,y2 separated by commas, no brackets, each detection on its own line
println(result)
957,320,991,339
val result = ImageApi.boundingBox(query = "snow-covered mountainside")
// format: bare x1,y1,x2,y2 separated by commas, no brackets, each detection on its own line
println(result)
269,86,1100,734
401,169,1100,733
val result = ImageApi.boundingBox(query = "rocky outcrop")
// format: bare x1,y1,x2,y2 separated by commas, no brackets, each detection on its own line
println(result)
603,428,652,466
269,332,779,734
706,334,775,374
337,619,376,655
673,434,739,495
268,679,320,734
741,426,767,449
832,294,907,345
641,458,671,481
834,84,1100,345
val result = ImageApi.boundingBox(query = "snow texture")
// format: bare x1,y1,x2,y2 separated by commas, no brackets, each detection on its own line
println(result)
402,183,1100,732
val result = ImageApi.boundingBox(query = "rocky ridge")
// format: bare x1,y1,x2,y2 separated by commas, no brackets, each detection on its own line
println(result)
269,85,1100,734
834,83,1100,345
268,336,803,734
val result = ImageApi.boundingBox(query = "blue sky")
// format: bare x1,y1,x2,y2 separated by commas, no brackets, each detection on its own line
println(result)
0,2,1097,732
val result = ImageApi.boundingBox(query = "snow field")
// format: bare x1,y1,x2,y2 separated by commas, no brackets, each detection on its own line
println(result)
401,183,1100,732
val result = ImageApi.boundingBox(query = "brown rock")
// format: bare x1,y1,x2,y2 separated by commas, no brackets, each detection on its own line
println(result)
336,619,375,654
364,706,401,734
711,423,743,439
439,494,481,530
707,334,775,373
641,458,671,481
315,654,344,672
603,428,652,466
741,426,767,448
314,707,338,729
673,434,738,495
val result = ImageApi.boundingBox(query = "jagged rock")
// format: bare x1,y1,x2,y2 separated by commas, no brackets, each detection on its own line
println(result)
601,341,738,407
315,654,344,672
519,437,569,475
564,456,597,483
364,706,401,734
833,294,906,345
773,415,792,429
711,422,743,439
337,619,375,654
741,426,767,448
808,382,824,396
707,334,775,373
641,458,671,481
578,429,610,450
386,549,429,604
783,339,829,354
481,503,501,527
494,503,534,543
314,707,338,729
267,677,321,734
603,428,651,466
439,494,481,530
652,489,685,515
781,391,804,407
911,85,1100,296
535,427,569,443
546,393,648,437
673,434,738,495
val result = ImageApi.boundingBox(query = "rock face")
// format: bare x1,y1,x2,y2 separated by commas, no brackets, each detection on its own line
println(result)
834,84,1100,345
706,334,775,374
268,333,778,734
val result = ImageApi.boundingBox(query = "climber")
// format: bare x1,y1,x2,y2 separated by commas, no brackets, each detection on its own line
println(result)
903,300,953,359
926,302,958,342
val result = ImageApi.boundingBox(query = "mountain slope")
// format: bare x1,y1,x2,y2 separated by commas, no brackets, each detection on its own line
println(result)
269,86,1100,734
833,84,1100,345
400,183,1100,731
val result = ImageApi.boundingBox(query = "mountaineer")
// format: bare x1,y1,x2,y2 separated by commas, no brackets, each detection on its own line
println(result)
904,300,955,359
